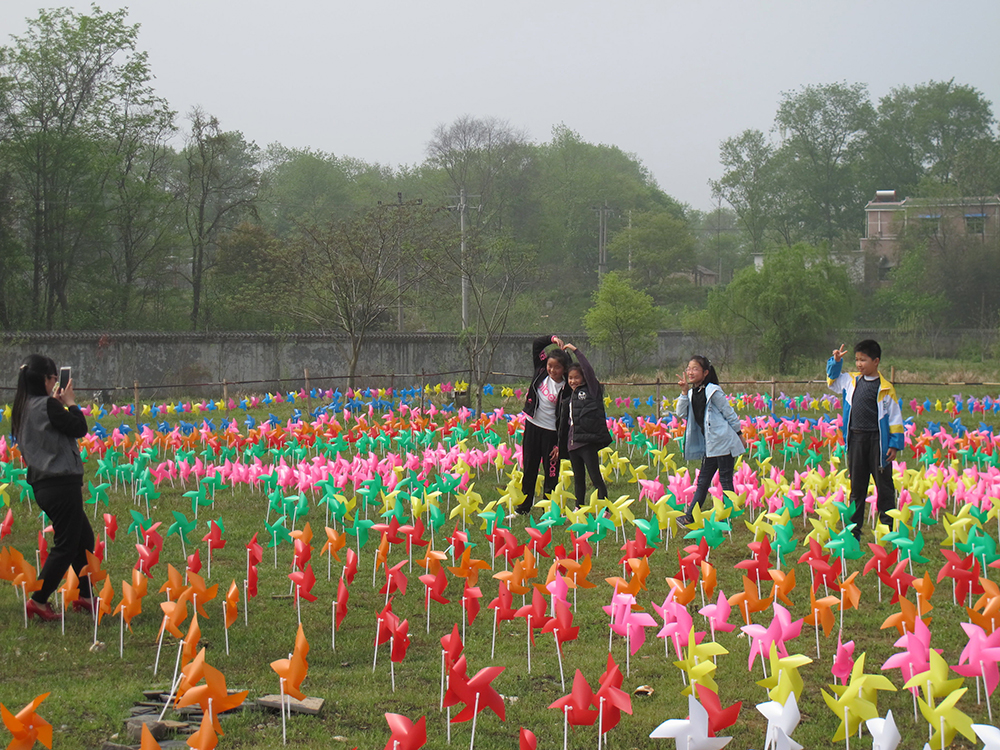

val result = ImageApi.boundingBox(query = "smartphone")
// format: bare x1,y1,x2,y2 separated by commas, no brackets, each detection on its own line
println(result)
59,366,71,391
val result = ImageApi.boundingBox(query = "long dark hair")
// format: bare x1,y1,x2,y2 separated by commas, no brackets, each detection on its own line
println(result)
689,355,720,387
11,354,56,440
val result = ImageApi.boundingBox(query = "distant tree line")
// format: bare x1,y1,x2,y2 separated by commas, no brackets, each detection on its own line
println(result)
1,7,997,375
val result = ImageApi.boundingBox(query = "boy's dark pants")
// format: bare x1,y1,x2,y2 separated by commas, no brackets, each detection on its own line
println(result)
521,420,559,507
569,444,608,507
847,429,896,535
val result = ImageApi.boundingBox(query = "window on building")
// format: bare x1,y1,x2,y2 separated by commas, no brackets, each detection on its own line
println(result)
918,214,940,235
966,214,986,234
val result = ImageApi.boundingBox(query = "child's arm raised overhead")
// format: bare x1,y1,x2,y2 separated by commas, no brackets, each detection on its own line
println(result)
826,343,852,393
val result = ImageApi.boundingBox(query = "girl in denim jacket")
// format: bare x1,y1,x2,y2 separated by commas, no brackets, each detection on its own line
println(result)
675,355,744,525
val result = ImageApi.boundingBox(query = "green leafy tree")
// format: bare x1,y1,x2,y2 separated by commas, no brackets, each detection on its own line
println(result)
584,271,662,374
604,210,696,306
0,5,174,328
774,82,875,246
178,109,261,330
696,244,853,372
710,129,778,255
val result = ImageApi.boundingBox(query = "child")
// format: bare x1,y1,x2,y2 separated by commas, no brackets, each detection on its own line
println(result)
11,354,93,622
676,356,745,525
517,334,571,515
559,343,613,508
826,339,903,538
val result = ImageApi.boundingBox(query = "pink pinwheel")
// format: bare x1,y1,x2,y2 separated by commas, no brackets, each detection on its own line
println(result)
611,604,657,655
699,590,737,636
742,602,802,672
383,712,426,750
882,616,939,692
953,622,1000,697
831,636,856,684
546,570,570,609
657,594,705,658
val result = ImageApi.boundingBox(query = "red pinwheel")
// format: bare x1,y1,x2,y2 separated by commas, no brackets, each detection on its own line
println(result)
37,530,48,569
143,522,164,554
187,548,202,575
335,577,349,629
451,664,506,723
292,538,312,570
884,559,916,604
550,669,598,726
381,560,408,597
541,599,579,647
525,527,552,558
0,508,12,539
736,536,772,583
399,518,428,554
390,618,410,663
246,533,264,567
519,727,537,750
515,587,551,644
383,712,426,750
104,513,118,541
696,685,741,737
448,525,469,558
135,543,160,576
494,529,524,565
620,528,655,561
487,581,518,623
289,564,317,603
419,567,450,607
343,547,359,586
462,581,483,625
594,656,633,733
441,623,465,671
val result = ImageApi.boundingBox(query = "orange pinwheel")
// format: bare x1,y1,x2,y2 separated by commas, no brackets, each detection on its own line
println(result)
768,568,796,607
95,577,115,625
139,722,162,750
417,549,448,574
700,560,717,599
838,571,861,612
728,575,774,625
807,587,841,637
11,561,43,595
271,622,310,700
186,571,218,618
176,654,248,733
290,521,313,547
159,588,192,639
968,577,1000,633
58,567,81,610
665,576,698,606
493,560,531,596
158,564,186,601
881,595,922,636
224,580,239,629
321,526,345,561
1,692,52,750
180,614,202,672
911,572,936,617
448,547,490,587
183,700,218,750
79,550,108,588
568,555,597,590
131,569,149,600
114,581,142,629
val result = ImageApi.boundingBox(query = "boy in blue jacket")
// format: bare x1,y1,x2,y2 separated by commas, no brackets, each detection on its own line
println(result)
826,339,904,539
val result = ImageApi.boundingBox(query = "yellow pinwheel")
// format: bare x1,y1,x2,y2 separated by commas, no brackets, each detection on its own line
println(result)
674,626,728,697
918,687,977,748
756,644,812,703
822,675,878,742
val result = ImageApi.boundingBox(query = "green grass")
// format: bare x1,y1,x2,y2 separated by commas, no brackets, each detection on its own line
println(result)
0,392,998,749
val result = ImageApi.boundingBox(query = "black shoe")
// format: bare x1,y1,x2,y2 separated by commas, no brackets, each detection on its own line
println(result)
515,501,532,516
678,513,694,527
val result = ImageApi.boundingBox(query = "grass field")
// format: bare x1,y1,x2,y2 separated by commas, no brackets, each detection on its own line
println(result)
1,378,999,749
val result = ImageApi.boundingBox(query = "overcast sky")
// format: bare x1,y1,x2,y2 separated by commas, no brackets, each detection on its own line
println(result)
2,0,999,210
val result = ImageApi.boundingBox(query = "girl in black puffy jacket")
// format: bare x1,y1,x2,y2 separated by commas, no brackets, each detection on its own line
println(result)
559,343,613,508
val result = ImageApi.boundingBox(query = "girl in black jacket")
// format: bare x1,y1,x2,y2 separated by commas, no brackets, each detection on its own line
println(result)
560,343,613,508
517,334,571,515
11,354,93,622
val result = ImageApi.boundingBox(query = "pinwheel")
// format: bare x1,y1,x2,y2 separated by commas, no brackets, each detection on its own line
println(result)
649,692,731,749
550,669,598,727
176,651,249,734
383,712,426,750
184,710,217,750
186,571,219,618
1,692,52,750
756,692,802,750
271,622,310,701
865,710,901,750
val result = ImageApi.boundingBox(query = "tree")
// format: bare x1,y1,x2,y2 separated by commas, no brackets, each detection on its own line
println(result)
603,210,696,306
0,5,174,328
774,82,875,245
584,272,662,375
178,109,261,330
286,201,445,385
696,244,852,372
710,129,777,255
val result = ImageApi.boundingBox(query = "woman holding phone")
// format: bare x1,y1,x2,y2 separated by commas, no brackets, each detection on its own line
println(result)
11,355,93,621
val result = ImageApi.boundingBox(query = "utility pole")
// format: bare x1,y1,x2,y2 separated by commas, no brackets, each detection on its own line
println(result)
448,188,481,329
378,192,421,331
591,201,614,280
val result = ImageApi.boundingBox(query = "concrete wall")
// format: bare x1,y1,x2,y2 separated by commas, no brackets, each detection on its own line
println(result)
0,328,993,400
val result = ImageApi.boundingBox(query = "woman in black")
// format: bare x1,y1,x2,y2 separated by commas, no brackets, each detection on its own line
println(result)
11,354,93,621
559,343,613,508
